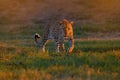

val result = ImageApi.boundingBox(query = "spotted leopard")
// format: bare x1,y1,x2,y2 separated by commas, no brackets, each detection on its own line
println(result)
34,19,74,53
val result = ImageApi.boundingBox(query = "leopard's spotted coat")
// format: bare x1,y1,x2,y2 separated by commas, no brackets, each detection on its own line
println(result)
34,19,74,53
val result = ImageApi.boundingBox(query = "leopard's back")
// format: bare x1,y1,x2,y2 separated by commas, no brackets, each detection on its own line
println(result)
43,23,65,40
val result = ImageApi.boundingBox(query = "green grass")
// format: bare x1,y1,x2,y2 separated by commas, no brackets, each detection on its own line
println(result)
0,23,120,80
75,40,120,52
0,23,120,40
74,23,120,37
0,39,120,80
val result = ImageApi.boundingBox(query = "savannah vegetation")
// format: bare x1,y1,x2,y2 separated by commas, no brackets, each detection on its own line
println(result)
0,0,120,80
0,24,120,80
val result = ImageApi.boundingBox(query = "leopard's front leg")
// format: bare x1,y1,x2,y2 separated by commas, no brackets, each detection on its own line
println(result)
68,38,74,53
60,43,65,52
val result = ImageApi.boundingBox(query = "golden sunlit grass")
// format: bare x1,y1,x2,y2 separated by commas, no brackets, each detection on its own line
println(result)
0,70,52,80
0,22,120,80
0,39,120,80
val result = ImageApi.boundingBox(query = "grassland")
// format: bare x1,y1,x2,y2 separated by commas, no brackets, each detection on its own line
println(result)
0,0,120,79
0,33,120,80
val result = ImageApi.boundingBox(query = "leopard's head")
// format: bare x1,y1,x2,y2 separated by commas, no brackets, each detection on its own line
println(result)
59,19,74,37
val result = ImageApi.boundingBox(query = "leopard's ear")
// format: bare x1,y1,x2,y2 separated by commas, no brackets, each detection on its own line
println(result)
63,19,69,23
70,21,74,25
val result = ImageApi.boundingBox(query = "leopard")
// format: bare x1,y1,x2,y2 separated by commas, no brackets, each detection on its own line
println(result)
34,19,74,53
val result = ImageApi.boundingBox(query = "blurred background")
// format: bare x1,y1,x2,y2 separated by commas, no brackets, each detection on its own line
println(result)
0,0,120,38
0,0,120,23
